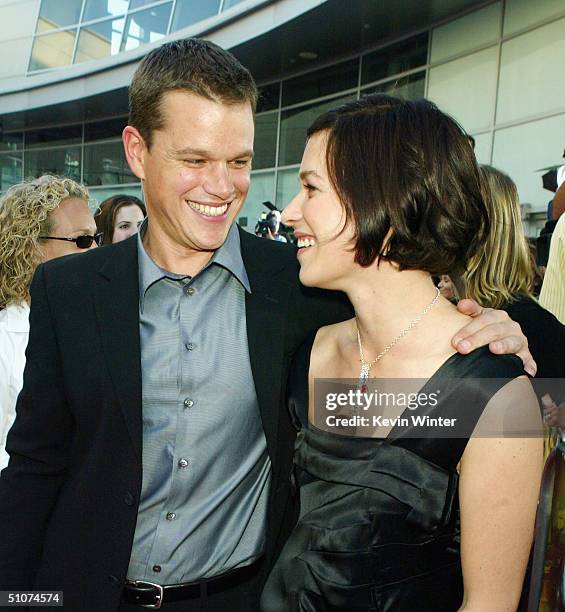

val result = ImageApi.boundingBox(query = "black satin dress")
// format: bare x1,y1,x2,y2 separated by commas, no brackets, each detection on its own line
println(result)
261,337,523,612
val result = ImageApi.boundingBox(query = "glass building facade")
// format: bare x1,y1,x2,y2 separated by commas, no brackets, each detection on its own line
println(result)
30,0,243,71
1,0,565,236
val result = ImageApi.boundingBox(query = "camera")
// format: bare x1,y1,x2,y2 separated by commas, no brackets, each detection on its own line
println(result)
255,212,278,238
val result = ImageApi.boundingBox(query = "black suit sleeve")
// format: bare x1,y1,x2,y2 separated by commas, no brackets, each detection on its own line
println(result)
0,265,72,588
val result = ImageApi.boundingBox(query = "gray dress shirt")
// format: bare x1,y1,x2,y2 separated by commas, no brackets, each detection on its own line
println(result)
127,222,271,584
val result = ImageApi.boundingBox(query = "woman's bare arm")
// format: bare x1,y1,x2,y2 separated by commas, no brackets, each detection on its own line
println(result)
458,377,543,611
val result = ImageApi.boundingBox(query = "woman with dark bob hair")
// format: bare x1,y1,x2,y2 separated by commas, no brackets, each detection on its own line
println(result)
94,194,146,245
260,94,542,611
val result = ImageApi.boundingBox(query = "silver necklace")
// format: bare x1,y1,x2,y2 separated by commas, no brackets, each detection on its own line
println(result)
356,287,441,391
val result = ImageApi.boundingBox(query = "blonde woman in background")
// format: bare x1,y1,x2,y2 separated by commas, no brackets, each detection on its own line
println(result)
0,176,97,471
464,165,565,382
465,165,565,478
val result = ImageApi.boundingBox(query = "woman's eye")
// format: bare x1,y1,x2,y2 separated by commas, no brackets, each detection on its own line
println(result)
303,183,317,194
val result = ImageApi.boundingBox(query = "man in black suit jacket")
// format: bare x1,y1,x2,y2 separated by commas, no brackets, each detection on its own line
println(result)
0,39,532,611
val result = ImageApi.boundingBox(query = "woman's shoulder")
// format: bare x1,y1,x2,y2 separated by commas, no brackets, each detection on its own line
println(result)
443,345,524,381
290,320,351,375
311,319,351,350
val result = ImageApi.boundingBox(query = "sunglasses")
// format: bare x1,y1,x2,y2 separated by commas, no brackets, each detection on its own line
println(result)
39,233,103,249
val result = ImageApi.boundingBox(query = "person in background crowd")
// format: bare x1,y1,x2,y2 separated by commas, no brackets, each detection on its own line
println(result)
0,175,97,471
540,212,565,325
528,243,544,296
552,166,565,220
95,194,146,245
0,39,534,612
464,165,565,379
537,172,565,272
267,210,287,242
437,274,459,303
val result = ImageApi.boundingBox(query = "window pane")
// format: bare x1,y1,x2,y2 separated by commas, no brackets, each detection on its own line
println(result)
362,71,426,101
29,29,77,71
275,167,299,210
122,3,172,51
129,0,162,9
37,0,82,32
0,38,34,79
492,113,565,215
83,141,137,186
83,0,128,21
26,125,82,149
170,0,221,31
253,113,278,170
0,152,23,193
428,46,498,133
84,117,127,142
471,132,492,165
2,1,40,39
75,17,125,63
497,17,565,125
431,3,501,63
279,94,356,166
0,133,23,153
361,33,428,85
282,59,358,107
240,171,275,230
504,0,565,36
24,147,82,182
222,0,246,10
257,82,280,113
89,184,143,210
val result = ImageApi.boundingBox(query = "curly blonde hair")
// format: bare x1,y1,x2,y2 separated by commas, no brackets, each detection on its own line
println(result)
0,175,90,309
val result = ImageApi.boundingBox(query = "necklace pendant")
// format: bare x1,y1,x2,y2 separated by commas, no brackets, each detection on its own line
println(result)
359,364,369,392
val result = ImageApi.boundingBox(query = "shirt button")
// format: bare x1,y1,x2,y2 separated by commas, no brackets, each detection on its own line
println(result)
152,565,161,573
178,458,189,469
185,342,194,351
166,512,176,521
183,398,194,409
184,286,195,296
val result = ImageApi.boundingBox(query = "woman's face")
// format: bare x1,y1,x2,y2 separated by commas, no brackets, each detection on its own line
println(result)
112,204,145,243
282,131,355,289
438,275,456,300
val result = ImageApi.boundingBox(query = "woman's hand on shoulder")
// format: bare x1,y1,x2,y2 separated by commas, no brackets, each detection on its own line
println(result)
452,299,536,376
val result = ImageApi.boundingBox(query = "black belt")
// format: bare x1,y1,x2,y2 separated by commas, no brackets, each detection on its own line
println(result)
122,561,260,609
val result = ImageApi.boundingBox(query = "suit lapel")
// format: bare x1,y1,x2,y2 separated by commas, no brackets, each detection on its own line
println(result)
93,237,143,458
240,229,291,469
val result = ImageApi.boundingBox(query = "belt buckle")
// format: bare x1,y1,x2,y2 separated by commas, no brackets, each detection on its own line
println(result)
131,580,164,609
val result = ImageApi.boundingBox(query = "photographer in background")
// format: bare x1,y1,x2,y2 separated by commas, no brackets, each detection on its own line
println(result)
255,210,287,242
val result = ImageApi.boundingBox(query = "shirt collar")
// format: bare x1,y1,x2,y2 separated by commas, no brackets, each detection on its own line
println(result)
137,220,251,310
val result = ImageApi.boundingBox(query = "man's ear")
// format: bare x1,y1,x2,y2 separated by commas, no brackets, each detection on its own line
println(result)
123,126,147,181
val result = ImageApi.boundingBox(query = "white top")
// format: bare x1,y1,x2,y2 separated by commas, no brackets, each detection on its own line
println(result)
0,302,29,471
540,214,565,325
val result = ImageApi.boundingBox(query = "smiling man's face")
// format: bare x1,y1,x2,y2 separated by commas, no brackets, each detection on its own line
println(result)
137,90,254,260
